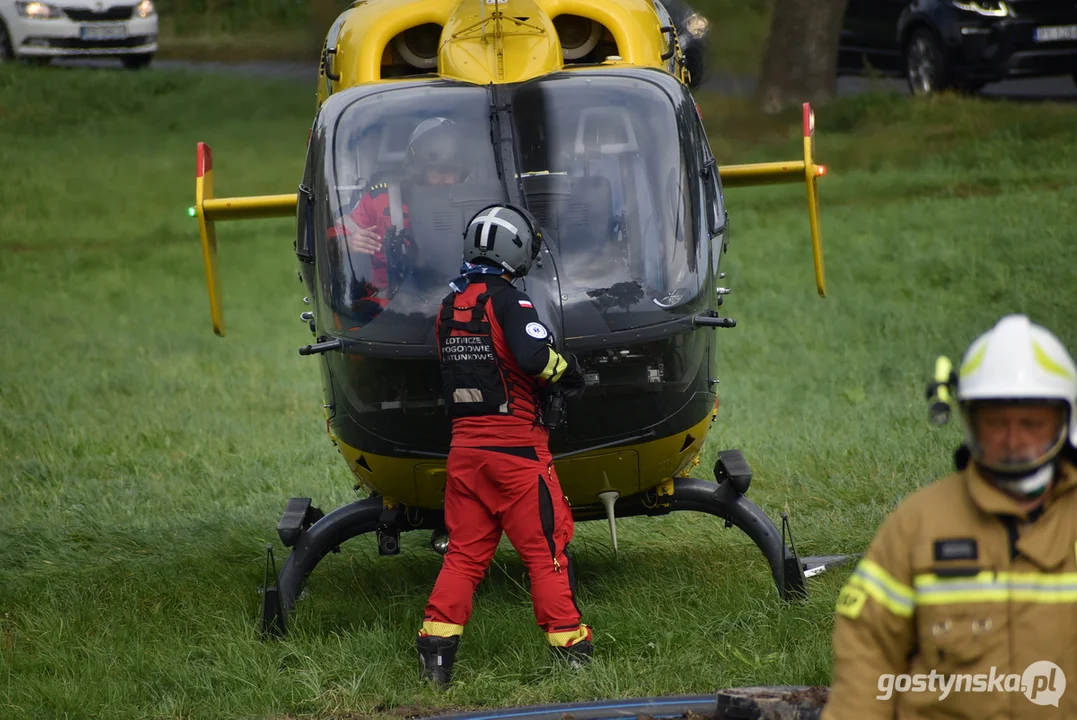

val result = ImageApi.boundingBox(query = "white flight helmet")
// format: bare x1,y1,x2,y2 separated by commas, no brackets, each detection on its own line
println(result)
957,314,1077,495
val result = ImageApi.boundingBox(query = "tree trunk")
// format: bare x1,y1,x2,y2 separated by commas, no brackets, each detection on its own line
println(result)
755,0,851,114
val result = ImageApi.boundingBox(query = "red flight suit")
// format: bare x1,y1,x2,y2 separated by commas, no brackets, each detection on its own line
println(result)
421,275,591,649
326,182,411,310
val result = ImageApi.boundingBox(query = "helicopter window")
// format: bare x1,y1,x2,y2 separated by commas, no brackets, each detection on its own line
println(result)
318,84,507,342
512,73,701,320
703,162,722,236
295,130,318,265
314,75,707,345
690,107,725,276
694,112,724,238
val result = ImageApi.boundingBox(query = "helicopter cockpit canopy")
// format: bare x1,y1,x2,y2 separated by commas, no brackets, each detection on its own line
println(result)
313,69,712,352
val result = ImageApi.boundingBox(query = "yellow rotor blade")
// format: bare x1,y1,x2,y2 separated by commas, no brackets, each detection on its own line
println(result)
194,143,225,336
717,103,828,298
193,142,298,336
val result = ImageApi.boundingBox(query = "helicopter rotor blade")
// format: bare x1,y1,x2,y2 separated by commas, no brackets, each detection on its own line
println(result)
192,142,299,337
194,142,226,337
716,103,828,298
802,102,827,298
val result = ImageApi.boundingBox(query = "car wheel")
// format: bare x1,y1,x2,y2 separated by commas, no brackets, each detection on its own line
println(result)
121,53,153,70
0,21,14,63
905,28,949,96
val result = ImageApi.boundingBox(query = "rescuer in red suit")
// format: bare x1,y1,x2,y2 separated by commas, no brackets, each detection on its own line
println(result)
417,204,590,687
327,117,469,311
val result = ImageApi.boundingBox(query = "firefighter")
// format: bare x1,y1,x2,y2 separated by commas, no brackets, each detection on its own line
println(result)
821,314,1077,719
417,203,591,687
327,117,469,310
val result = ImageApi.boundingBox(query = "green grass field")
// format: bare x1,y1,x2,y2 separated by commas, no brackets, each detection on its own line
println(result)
3,65,1077,720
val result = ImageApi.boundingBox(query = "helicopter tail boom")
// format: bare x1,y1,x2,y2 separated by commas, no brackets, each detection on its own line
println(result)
193,142,298,336
717,103,828,298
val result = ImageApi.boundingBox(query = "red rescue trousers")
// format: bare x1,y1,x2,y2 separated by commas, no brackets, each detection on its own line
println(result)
421,445,591,648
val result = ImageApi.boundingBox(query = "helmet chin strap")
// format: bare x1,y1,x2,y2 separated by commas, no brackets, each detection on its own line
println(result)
985,462,1056,499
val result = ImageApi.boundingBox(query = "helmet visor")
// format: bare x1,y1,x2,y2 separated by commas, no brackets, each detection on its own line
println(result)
963,399,1069,474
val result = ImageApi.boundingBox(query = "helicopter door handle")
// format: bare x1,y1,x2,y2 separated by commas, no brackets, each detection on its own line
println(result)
323,46,341,82
654,26,672,60
299,338,343,356
693,313,736,329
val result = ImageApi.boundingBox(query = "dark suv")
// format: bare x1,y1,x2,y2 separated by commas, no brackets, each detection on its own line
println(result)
838,0,1077,94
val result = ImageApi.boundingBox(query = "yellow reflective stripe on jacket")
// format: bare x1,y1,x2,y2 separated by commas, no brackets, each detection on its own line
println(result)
845,559,916,618
538,348,568,381
915,571,1077,605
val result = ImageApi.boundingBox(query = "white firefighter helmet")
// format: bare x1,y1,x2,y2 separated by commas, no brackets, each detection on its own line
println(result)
957,314,1077,493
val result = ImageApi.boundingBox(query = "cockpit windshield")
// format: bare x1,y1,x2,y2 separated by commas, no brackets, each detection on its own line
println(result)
318,72,703,346
513,74,702,331
319,83,505,344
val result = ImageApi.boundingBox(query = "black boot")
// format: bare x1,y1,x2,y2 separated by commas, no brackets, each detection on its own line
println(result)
552,640,593,669
417,635,459,687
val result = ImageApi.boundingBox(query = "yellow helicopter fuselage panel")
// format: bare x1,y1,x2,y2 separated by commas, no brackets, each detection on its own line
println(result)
320,0,678,102
437,0,564,85
334,412,712,509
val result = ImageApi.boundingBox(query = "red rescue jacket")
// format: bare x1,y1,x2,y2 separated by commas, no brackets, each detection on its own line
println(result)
436,277,563,447
326,182,411,308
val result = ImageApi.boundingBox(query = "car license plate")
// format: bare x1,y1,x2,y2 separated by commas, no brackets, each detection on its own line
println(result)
1034,25,1077,42
80,24,127,40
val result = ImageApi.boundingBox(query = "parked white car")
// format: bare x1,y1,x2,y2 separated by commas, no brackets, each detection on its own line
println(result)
0,0,157,68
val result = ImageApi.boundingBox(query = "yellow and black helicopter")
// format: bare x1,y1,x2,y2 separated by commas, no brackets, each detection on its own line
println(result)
191,0,844,636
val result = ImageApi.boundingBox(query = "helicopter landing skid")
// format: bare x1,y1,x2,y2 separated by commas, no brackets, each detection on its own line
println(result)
260,492,445,638
259,451,854,637
569,449,853,602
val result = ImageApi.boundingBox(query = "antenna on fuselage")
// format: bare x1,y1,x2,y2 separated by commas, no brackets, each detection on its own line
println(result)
598,471,619,554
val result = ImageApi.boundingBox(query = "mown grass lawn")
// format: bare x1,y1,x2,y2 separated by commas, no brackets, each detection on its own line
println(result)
2,65,1077,719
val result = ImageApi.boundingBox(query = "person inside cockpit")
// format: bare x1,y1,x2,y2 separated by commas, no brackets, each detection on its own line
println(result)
327,117,470,306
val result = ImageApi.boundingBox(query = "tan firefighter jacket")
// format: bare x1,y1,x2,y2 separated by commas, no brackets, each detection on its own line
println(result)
821,455,1077,720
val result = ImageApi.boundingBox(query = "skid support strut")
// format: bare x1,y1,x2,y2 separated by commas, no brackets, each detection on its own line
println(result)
569,449,853,601
260,493,444,637
260,451,853,635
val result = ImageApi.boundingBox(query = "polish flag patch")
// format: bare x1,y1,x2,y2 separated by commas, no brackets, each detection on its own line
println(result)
518,300,533,308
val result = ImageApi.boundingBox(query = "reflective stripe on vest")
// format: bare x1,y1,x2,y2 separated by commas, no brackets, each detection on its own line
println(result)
915,571,1077,605
837,559,1077,620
